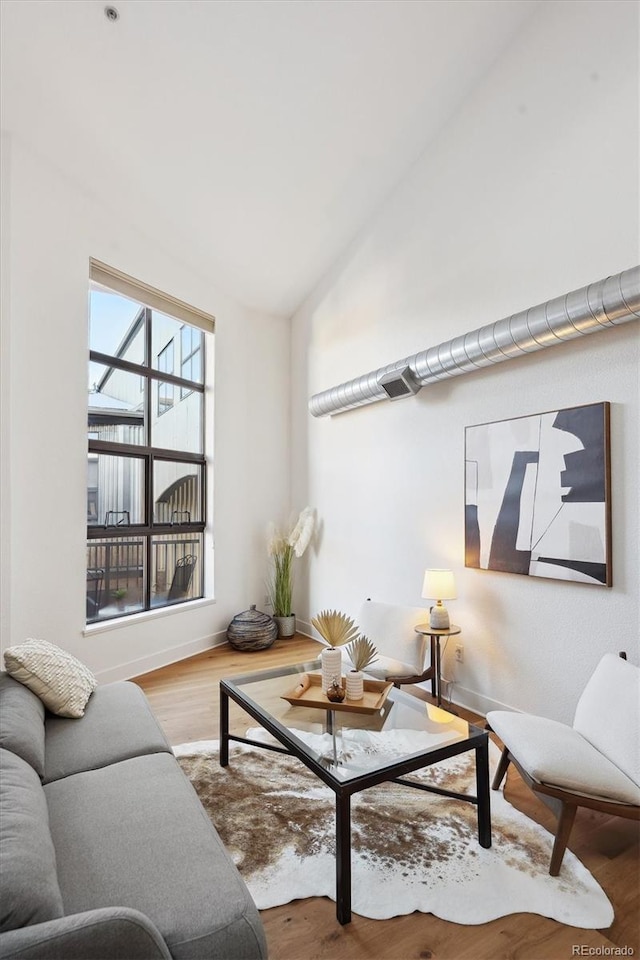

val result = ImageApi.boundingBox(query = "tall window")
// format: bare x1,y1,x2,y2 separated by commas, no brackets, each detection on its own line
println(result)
86,260,214,624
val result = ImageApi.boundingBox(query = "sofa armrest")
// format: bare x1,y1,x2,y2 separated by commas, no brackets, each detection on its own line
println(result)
0,907,173,960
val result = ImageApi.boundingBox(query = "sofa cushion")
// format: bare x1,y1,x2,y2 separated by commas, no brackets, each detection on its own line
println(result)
4,639,96,718
44,681,172,783
44,752,267,960
487,710,640,805
0,749,64,933
0,673,46,778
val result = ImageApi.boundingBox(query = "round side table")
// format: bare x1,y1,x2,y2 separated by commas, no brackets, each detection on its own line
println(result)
414,623,461,710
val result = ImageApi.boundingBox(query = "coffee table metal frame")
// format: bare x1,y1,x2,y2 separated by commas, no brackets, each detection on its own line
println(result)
220,660,491,925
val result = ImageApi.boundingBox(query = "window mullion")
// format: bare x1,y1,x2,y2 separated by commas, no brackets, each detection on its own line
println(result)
145,308,152,448
153,369,204,392
89,351,146,379
143,308,153,613
87,522,205,540
146,452,153,529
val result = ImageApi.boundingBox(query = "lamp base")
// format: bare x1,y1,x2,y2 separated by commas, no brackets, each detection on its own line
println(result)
429,604,450,630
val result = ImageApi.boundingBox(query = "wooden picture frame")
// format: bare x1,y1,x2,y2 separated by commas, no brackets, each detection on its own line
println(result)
465,401,611,586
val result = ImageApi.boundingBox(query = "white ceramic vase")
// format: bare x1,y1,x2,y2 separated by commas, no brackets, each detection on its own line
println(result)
346,670,364,700
321,647,343,693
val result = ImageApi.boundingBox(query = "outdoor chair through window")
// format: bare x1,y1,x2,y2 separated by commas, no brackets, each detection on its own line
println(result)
86,568,104,620
167,554,198,602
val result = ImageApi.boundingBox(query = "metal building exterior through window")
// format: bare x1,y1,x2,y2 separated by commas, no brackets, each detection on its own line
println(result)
86,260,214,624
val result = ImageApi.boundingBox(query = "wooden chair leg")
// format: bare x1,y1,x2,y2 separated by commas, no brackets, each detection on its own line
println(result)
549,802,578,876
492,746,511,790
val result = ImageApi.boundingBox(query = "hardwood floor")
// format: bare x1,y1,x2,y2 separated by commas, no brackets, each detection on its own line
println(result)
134,637,640,960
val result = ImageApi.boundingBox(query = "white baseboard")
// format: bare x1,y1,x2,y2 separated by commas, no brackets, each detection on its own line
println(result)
437,681,519,718
295,619,314,639
95,630,228,684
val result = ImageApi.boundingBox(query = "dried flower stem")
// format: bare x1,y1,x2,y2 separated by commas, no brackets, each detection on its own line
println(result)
266,507,315,618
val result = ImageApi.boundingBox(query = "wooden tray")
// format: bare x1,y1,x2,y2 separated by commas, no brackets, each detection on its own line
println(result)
281,672,393,715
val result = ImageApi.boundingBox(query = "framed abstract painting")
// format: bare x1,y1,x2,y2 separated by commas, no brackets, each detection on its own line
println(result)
464,402,611,586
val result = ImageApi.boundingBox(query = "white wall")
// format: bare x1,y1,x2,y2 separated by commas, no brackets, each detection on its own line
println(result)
0,134,290,681
291,0,639,722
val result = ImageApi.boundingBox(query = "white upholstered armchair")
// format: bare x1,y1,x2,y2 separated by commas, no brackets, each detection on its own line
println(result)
342,600,434,687
487,653,640,875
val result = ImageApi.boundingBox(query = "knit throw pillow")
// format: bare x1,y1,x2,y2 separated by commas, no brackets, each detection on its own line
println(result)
4,639,97,718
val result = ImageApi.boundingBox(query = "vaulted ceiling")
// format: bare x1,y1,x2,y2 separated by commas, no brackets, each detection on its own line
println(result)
1,0,539,316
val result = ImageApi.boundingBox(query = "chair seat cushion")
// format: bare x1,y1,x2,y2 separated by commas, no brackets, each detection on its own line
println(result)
487,710,640,805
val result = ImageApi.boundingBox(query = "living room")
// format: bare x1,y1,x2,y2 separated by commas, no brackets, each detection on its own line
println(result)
1,0,638,958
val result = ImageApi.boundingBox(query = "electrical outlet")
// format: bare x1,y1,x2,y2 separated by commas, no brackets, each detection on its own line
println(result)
264,595,271,607
454,643,464,663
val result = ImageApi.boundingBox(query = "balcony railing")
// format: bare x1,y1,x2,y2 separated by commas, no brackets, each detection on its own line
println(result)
86,537,200,623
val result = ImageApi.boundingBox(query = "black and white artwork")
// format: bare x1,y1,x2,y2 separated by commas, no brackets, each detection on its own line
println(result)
465,402,611,586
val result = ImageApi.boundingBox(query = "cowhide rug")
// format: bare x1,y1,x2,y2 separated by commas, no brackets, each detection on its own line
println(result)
174,730,613,927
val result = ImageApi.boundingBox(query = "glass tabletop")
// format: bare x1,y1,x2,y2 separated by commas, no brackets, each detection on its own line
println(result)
222,658,484,784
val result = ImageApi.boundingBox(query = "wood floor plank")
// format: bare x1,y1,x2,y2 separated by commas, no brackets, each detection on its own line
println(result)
134,637,639,960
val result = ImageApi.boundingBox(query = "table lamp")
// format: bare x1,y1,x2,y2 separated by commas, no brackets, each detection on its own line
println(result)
422,569,456,630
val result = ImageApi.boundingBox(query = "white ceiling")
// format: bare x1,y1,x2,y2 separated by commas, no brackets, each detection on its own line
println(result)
1,0,539,317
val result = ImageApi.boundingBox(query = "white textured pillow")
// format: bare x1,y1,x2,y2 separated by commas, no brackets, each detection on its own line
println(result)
4,639,97,718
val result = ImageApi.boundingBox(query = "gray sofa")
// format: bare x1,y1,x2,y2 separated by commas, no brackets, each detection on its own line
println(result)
0,673,268,959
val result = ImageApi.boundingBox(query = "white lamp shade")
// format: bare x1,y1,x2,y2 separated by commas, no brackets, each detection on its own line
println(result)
422,569,456,601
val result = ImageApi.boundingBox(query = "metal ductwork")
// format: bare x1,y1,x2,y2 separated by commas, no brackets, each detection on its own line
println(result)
309,265,640,418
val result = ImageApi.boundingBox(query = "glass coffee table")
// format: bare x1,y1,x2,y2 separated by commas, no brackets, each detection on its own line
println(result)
220,659,491,924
